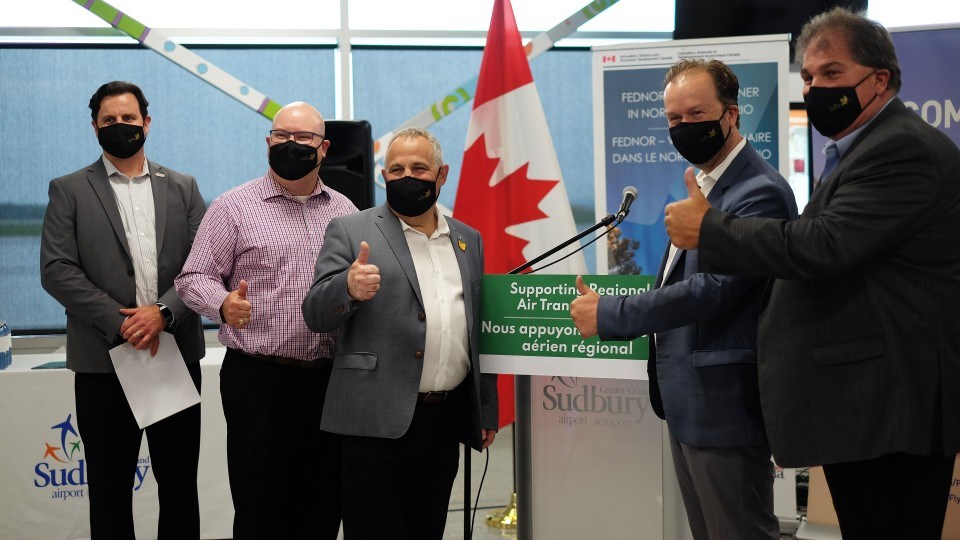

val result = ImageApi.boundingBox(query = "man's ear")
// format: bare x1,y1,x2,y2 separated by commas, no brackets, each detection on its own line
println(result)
437,164,450,187
873,68,892,93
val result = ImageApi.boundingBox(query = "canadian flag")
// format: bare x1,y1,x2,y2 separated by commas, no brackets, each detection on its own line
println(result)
453,0,586,427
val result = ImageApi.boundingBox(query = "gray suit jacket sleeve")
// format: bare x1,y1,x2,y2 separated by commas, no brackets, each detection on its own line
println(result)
157,171,206,329
302,215,362,333
41,175,130,343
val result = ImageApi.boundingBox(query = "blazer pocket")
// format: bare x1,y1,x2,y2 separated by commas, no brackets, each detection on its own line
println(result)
334,352,378,370
813,336,884,366
691,348,756,368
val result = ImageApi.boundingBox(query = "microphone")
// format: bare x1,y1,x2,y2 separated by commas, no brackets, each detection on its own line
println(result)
616,186,638,222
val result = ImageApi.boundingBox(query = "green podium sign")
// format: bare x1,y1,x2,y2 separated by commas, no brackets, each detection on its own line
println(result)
479,274,654,379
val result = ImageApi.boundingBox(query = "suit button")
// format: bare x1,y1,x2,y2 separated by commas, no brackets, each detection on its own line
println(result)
418,312,426,321
127,268,134,276
415,351,423,359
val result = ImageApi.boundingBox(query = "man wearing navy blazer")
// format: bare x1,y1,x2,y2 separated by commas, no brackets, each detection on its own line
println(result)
302,127,497,540
40,81,206,538
571,59,797,539
665,8,960,538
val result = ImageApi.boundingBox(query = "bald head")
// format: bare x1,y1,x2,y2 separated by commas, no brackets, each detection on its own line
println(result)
272,101,325,135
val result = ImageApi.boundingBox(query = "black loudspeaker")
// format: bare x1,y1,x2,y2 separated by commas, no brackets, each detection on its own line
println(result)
320,120,375,210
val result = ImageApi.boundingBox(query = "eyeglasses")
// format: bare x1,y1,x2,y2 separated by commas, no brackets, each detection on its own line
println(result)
269,129,324,145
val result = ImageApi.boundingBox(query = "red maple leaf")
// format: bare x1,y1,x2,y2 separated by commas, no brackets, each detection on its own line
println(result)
453,133,559,274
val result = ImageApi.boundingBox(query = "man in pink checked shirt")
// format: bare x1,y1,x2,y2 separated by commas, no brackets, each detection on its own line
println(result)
175,101,356,540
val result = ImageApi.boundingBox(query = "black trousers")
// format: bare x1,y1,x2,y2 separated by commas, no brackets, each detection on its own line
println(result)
822,452,955,539
340,392,464,540
220,349,341,540
74,362,201,540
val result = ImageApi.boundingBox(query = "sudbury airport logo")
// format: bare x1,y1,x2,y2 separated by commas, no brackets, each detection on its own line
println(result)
34,414,87,500
34,414,154,500
543,376,652,430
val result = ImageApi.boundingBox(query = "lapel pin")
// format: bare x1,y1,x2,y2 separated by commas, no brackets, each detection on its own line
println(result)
155,171,166,177
458,237,467,252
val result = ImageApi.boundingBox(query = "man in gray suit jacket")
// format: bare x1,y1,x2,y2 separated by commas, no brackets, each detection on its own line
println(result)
665,8,960,538
303,127,497,540
571,60,797,539
40,81,206,539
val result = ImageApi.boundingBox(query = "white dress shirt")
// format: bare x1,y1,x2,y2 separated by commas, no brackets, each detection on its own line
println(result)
104,155,158,306
399,210,471,392
662,137,747,284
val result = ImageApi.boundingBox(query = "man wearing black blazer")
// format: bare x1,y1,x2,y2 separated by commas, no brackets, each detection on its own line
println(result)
664,8,960,538
41,81,206,539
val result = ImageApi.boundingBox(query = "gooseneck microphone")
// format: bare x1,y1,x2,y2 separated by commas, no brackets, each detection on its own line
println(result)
616,186,638,222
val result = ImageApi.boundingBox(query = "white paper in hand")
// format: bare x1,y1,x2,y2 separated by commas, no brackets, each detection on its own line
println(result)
109,332,201,429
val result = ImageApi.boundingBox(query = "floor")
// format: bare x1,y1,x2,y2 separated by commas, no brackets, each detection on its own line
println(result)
442,424,519,540
331,423,809,540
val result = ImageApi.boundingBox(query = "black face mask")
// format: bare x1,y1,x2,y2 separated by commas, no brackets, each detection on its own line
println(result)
97,123,146,159
668,109,730,165
269,141,319,180
804,70,878,137
386,175,440,217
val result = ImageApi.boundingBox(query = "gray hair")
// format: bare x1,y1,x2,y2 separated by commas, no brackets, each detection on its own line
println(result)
795,6,901,92
387,127,444,167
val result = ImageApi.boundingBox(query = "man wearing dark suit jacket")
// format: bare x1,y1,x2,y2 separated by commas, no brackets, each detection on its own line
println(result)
41,81,206,539
571,59,797,539
665,8,960,538
302,127,498,540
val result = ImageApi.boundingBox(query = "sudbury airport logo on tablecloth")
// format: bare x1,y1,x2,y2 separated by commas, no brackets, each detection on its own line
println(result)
34,414,88,501
33,413,152,500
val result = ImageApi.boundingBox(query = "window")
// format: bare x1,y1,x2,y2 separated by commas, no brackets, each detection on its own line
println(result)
0,45,335,330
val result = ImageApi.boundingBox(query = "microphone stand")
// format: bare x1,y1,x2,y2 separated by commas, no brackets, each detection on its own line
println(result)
482,212,622,538
509,213,618,275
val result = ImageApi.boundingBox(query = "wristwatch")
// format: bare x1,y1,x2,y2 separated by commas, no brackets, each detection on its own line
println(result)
156,302,175,328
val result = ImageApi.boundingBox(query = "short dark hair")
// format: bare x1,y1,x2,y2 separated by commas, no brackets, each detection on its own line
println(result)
664,59,741,128
795,7,902,92
88,81,150,122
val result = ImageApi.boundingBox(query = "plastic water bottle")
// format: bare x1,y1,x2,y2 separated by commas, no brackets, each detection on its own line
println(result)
0,320,10,370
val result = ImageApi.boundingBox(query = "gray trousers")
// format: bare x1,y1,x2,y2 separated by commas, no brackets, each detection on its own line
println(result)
669,432,779,540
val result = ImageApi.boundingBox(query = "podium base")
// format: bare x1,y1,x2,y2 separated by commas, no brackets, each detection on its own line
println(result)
485,492,519,530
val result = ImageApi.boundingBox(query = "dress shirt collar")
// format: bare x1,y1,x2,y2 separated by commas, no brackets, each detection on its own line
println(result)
262,169,327,201
828,96,894,159
102,154,149,179
398,207,450,239
696,137,746,197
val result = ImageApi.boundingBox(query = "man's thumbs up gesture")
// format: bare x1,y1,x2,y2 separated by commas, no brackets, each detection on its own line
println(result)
348,241,381,301
664,167,711,249
570,275,601,339
222,279,252,329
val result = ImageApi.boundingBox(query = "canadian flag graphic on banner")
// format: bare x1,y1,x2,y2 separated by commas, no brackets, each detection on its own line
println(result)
453,0,586,427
